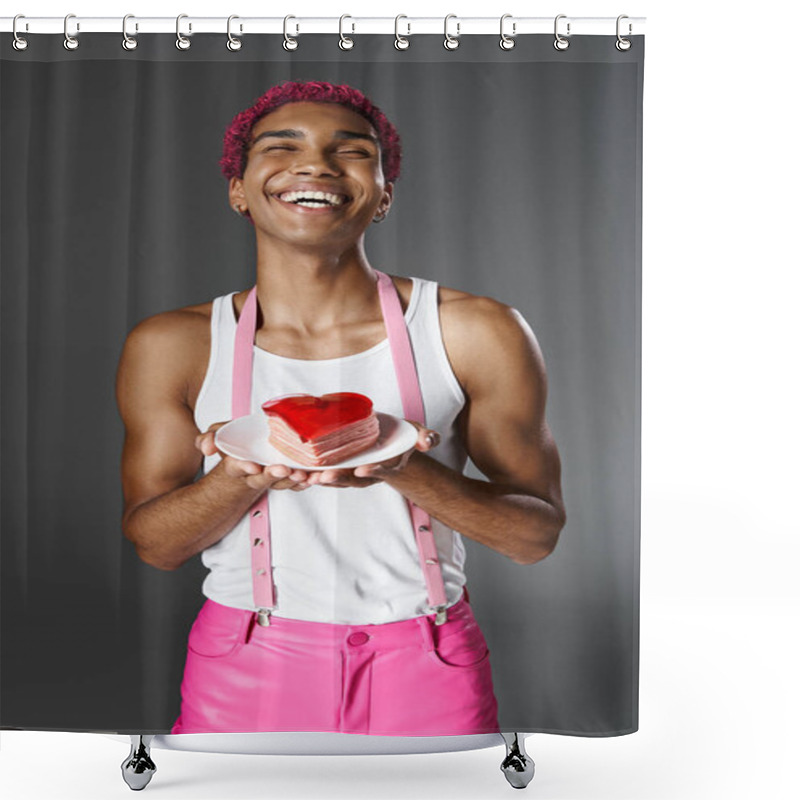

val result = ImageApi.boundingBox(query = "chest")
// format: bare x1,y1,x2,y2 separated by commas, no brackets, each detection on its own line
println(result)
253,317,388,361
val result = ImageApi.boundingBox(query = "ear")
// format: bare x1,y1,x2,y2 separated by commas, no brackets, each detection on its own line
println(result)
379,182,394,216
228,176,247,214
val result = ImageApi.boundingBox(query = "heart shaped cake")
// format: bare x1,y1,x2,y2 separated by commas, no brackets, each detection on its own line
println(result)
261,393,380,467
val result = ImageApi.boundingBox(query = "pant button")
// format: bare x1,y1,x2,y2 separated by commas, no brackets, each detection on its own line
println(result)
347,632,370,646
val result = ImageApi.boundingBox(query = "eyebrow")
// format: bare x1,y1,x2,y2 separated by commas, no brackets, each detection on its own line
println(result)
250,129,379,146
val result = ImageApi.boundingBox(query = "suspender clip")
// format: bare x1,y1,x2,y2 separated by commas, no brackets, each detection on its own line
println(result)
257,607,274,627
433,605,448,626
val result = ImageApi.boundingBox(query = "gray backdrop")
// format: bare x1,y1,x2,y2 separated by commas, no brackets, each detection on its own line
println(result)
0,33,643,735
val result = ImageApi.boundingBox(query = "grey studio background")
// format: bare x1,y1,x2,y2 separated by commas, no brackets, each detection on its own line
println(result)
0,33,642,735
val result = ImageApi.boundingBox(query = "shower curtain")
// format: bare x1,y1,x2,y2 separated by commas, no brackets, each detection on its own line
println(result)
0,28,643,737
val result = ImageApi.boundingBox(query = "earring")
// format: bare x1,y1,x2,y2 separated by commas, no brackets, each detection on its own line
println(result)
373,212,387,224
233,205,246,217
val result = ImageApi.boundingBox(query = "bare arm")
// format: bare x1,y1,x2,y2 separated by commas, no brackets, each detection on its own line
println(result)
116,311,312,571
354,293,566,565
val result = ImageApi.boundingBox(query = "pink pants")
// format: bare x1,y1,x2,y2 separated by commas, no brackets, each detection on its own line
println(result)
171,596,499,736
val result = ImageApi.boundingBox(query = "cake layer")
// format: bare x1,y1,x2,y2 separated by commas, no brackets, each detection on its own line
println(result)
268,415,381,467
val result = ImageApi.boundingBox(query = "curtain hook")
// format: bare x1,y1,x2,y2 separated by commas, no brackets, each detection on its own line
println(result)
12,14,28,51
339,14,354,50
122,15,138,51
616,15,632,51
175,14,191,50
499,14,516,50
553,14,570,51
227,15,242,51
394,15,410,50
283,15,299,51
63,13,79,51
443,13,460,51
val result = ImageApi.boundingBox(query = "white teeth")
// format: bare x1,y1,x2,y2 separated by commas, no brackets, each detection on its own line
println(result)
278,190,346,206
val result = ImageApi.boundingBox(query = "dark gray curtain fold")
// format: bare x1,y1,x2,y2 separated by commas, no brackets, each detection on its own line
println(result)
1,33,643,735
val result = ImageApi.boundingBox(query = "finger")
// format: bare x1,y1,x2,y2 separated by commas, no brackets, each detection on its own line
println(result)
317,469,350,485
416,428,441,452
270,477,309,491
353,464,382,479
196,421,231,455
267,464,292,480
225,458,264,479
196,433,218,456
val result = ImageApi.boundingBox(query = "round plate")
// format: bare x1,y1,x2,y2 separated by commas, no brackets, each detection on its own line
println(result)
214,412,418,471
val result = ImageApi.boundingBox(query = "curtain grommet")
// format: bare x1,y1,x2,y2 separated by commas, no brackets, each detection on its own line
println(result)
283,15,299,51
443,14,460,51
499,14,516,50
63,13,79,51
175,13,191,50
339,14,355,50
227,15,242,51
122,14,138,51
394,15,410,50
12,14,29,51
615,15,632,51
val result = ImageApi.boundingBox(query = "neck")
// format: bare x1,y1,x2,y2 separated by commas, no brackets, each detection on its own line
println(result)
253,239,381,333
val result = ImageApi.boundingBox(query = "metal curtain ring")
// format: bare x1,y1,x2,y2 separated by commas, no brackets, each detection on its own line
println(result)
227,15,242,51
499,14,516,50
12,14,28,51
339,15,354,50
616,15,632,51
63,13,79,50
553,14,570,51
122,15,138,50
176,13,191,50
283,15,298,51
443,14,460,51
394,15,410,50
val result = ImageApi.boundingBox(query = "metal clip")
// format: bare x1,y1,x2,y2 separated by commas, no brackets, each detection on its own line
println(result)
175,13,191,51
499,14,516,51
227,15,242,51
615,15,632,51
63,14,79,51
554,14,570,51
12,14,28,51
434,605,448,626
283,15,299,51
339,14,354,50
443,14,460,51
394,15,410,50
257,608,273,626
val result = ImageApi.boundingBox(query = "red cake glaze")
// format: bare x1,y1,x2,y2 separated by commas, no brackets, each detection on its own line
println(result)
261,393,374,442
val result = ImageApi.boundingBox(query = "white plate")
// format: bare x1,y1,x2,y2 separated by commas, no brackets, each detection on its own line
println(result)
214,412,418,471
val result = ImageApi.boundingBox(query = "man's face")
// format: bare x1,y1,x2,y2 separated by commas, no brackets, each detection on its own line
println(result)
229,102,393,248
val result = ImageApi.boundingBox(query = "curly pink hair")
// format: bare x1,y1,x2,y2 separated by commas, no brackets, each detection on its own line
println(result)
220,80,402,184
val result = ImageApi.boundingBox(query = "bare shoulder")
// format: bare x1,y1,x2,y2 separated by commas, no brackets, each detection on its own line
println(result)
436,284,546,397
124,300,212,350
117,299,216,410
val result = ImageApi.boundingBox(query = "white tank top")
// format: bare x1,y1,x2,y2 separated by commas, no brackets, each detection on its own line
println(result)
195,277,469,624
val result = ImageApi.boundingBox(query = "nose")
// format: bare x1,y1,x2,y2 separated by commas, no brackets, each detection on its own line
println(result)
289,148,341,177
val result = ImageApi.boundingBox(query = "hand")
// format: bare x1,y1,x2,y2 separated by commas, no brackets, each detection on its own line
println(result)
196,421,314,492
309,423,441,489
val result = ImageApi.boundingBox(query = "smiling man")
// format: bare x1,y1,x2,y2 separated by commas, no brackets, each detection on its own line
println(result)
116,81,565,737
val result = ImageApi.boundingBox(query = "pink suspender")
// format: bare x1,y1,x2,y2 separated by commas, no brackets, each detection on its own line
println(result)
374,271,449,625
232,288,276,626
231,270,448,627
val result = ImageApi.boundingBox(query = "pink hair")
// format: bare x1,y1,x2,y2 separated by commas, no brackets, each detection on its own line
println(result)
220,80,402,184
